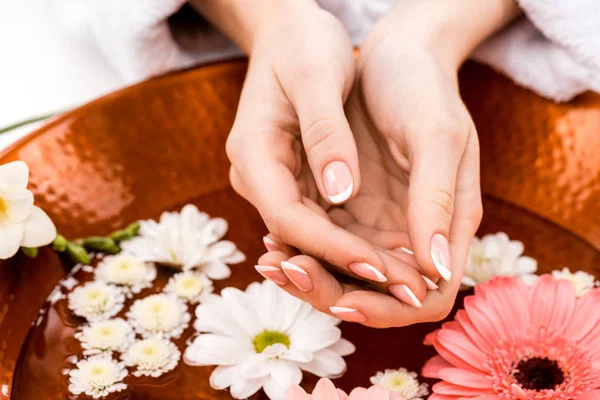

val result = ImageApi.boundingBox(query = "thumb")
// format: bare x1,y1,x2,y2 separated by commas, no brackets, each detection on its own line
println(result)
407,136,464,281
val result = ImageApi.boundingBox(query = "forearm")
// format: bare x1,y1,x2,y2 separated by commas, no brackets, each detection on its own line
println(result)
189,0,317,54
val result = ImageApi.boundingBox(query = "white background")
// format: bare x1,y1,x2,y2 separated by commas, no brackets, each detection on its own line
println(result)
0,0,124,150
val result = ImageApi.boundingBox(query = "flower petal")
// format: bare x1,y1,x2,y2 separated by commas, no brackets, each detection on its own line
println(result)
577,390,600,400
21,206,57,247
230,376,265,399
0,222,24,259
433,381,495,396
263,377,288,400
202,260,232,280
327,339,355,357
0,161,29,188
312,378,340,398
269,359,302,388
438,368,492,389
299,348,346,378
566,289,600,342
0,184,33,223
422,356,453,379
435,329,487,372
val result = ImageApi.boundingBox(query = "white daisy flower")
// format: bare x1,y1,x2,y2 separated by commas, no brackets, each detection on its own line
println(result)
68,282,125,321
551,267,597,296
75,318,135,356
370,368,429,400
164,271,213,303
462,232,537,288
95,254,157,296
120,204,245,279
127,294,190,339
0,161,57,259
68,354,127,398
184,280,355,400
122,337,181,377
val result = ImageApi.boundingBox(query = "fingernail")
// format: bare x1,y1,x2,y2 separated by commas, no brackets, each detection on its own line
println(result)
329,306,367,322
397,246,414,255
263,236,280,252
255,265,288,285
430,233,451,281
348,262,387,282
323,161,353,204
281,261,313,292
422,275,439,290
389,284,423,308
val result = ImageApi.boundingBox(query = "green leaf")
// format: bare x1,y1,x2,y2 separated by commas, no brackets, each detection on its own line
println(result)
21,247,39,258
126,221,141,236
51,234,68,252
66,242,91,265
81,236,121,254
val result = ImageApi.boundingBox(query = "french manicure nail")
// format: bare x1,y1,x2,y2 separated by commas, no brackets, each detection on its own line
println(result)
281,261,313,292
255,265,288,285
389,284,423,308
329,306,367,322
348,262,387,282
422,275,439,290
430,233,451,281
263,236,280,252
323,161,353,204
398,246,414,255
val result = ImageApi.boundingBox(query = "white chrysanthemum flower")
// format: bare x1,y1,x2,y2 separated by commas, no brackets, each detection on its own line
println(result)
0,161,57,259
127,294,190,339
164,271,213,303
122,337,181,377
68,282,125,321
551,267,597,297
462,232,537,289
68,354,127,398
75,318,134,356
95,254,157,296
184,280,355,400
120,204,245,279
370,368,429,400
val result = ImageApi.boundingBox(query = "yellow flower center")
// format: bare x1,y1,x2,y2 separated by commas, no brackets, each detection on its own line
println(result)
88,290,104,300
182,277,197,290
391,375,407,388
253,330,290,354
91,366,104,375
151,304,163,313
142,346,156,356
0,197,7,219
118,262,131,271
99,327,112,337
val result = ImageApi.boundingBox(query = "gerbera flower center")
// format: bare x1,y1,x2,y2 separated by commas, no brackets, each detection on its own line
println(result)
513,357,565,391
252,330,290,353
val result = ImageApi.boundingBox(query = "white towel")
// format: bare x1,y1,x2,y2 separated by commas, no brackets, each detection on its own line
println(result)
51,0,600,102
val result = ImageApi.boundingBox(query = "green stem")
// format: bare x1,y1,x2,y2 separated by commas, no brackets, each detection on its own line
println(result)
0,112,60,135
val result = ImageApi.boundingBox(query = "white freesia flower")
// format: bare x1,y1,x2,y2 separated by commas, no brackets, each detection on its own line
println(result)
127,294,190,339
68,282,125,321
0,161,56,259
122,337,181,377
95,254,156,296
120,204,245,279
462,232,537,288
370,368,429,400
184,280,355,400
75,318,134,355
68,354,127,398
164,271,213,303
551,267,597,296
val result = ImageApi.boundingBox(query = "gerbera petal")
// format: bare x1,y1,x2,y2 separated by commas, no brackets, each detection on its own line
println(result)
566,289,600,342
286,384,311,400
21,206,56,247
422,356,453,379
577,390,600,400
427,395,460,400
455,310,493,353
529,275,558,331
0,161,29,188
435,330,487,372
463,296,504,347
433,381,495,396
363,385,392,399
438,368,492,389
312,378,340,398
547,278,576,331
0,222,24,259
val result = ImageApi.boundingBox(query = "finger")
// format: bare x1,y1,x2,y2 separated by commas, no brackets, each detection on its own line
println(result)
262,233,297,256
406,125,468,282
285,70,360,205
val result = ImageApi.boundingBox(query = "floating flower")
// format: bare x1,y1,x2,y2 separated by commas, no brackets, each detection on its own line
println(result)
423,275,600,399
75,318,134,355
462,232,537,288
0,161,57,259
286,378,406,400
122,336,181,377
370,369,428,400
68,354,127,398
184,280,355,400
95,254,156,295
164,271,213,303
68,282,125,321
127,294,190,339
120,204,245,279
551,267,596,297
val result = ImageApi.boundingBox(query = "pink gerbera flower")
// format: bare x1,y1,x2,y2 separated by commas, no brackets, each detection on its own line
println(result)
423,275,600,399
286,378,406,400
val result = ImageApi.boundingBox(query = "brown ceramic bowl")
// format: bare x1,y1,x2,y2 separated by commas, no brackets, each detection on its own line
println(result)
1,60,600,399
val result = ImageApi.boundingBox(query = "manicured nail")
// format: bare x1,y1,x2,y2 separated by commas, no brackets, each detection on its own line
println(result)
323,161,353,204
263,236,280,252
389,284,423,308
422,275,439,290
398,246,414,255
348,262,387,282
255,265,288,285
430,233,451,281
281,261,313,292
329,306,367,322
